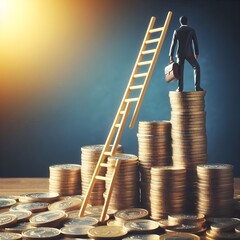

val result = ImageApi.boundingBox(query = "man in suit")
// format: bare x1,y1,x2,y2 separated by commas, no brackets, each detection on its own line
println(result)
169,16,203,92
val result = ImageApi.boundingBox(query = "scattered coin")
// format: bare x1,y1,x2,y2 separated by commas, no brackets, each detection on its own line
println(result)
0,199,16,209
0,232,22,240
61,225,94,237
19,192,59,203
30,210,66,227
114,208,148,223
10,202,49,213
22,227,61,239
124,219,160,233
159,232,200,240
63,216,98,227
87,225,128,239
0,214,17,228
48,198,82,211
0,210,32,222
0,196,18,201
122,234,160,240
5,222,36,233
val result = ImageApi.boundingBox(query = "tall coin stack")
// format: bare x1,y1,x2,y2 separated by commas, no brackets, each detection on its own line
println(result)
105,154,139,210
81,145,123,206
197,164,234,217
137,121,172,210
49,164,81,196
169,91,207,213
150,166,186,220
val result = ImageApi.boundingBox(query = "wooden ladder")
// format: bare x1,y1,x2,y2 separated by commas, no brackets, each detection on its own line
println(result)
79,11,172,222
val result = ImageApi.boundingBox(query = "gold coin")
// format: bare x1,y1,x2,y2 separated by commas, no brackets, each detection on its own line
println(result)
159,232,200,240
48,198,82,211
0,232,22,240
0,214,17,228
5,222,36,233
114,208,148,223
30,210,66,227
87,226,128,239
61,225,93,237
10,202,49,213
0,210,32,222
19,192,60,203
22,227,61,239
0,199,16,209
107,219,123,227
124,219,160,233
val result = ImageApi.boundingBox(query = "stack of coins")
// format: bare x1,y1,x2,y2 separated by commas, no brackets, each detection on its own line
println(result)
81,144,123,206
105,154,139,210
197,164,234,217
49,164,81,196
169,91,207,213
137,121,172,210
150,166,186,220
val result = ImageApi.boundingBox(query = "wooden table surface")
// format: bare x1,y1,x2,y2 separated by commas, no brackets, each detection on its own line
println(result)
0,178,240,195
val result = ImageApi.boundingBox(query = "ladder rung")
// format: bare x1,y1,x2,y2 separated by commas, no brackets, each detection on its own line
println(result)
142,49,156,55
129,85,144,90
120,110,125,115
100,163,112,168
115,123,121,128
149,27,164,33
138,61,152,66
134,73,148,78
125,98,139,103
145,38,160,44
104,151,111,155
95,176,111,181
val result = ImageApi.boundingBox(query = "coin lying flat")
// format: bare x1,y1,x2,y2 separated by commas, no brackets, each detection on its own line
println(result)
0,199,17,208
5,221,36,233
0,196,18,201
0,214,17,228
114,208,148,223
0,210,32,222
48,198,82,211
22,227,61,239
206,230,240,239
88,226,128,239
10,202,49,213
30,210,66,227
124,219,160,233
123,234,160,240
19,192,59,203
85,205,117,217
0,232,22,240
64,216,98,227
159,232,200,240
61,225,94,237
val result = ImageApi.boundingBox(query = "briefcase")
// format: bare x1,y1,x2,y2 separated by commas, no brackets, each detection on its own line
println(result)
165,62,179,83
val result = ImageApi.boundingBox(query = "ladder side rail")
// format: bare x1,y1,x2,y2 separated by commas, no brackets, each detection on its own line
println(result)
111,102,132,155
100,159,121,222
129,11,172,128
113,17,156,119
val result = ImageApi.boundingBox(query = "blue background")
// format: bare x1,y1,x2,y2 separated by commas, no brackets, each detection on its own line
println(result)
1,0,240,177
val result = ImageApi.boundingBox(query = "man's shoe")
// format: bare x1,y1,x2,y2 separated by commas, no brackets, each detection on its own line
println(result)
176,87,183,92
195,86,204,91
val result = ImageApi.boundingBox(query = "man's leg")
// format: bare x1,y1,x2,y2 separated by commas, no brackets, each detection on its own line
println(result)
186,56,203,91
177,58,184,91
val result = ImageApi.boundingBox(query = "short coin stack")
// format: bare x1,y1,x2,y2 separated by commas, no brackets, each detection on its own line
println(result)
197,164,234,217
81,144,123,206
169,91,207,213
105,154,139,210
150,166,186,220
137,121,172,210
49,164,81,196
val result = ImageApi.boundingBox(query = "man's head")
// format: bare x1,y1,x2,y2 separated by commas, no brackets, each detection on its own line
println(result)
179,16,188,25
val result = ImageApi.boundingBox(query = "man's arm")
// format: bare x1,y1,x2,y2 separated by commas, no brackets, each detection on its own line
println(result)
192,30,199,58
169,30,177,62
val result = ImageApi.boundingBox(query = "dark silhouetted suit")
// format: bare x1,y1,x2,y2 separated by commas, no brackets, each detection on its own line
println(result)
169,25,200,90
